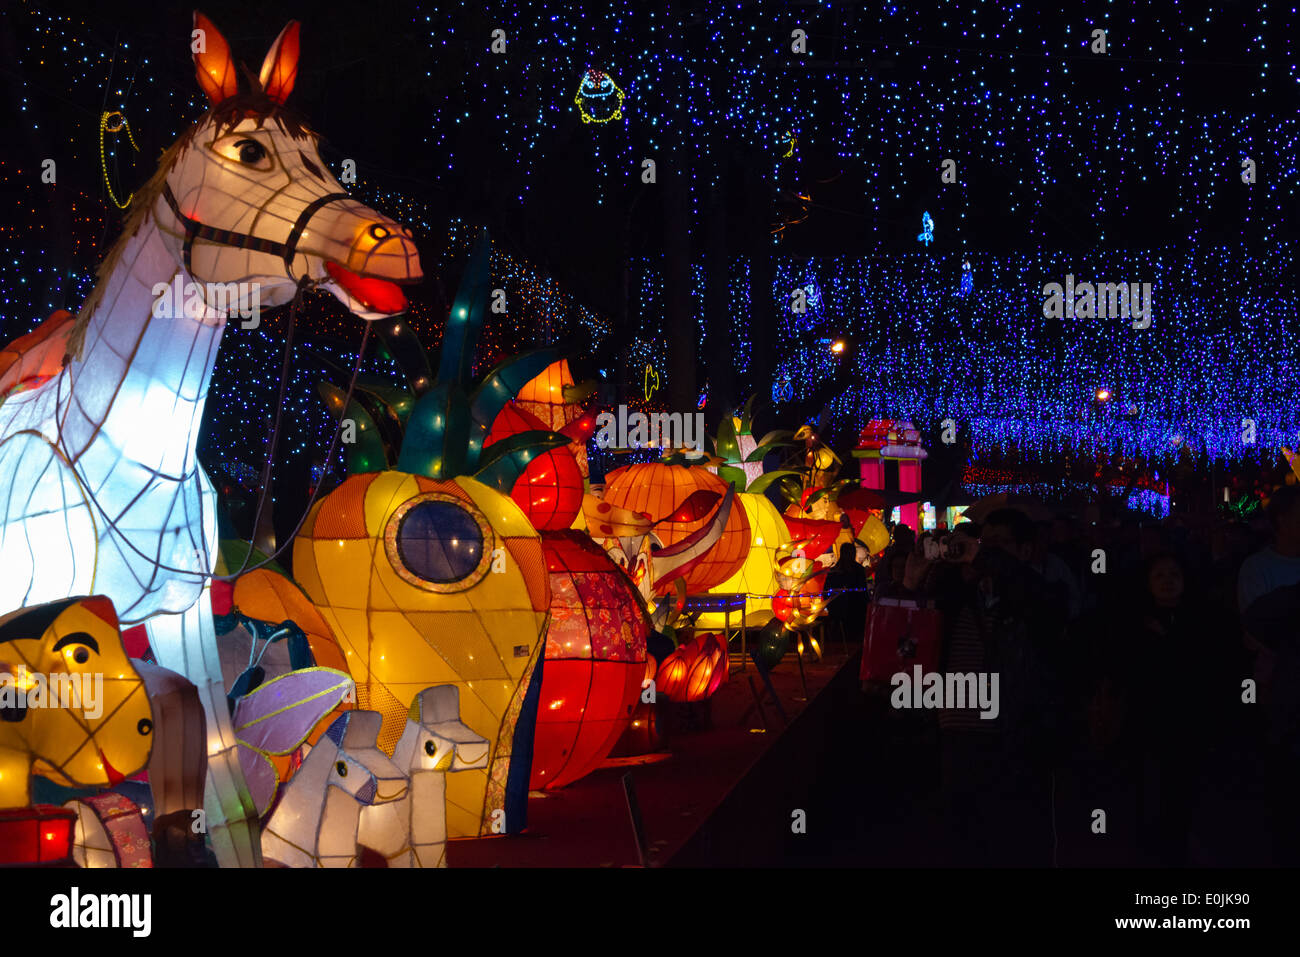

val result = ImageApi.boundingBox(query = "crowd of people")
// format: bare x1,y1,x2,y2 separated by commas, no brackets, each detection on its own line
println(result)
827,484,1300,866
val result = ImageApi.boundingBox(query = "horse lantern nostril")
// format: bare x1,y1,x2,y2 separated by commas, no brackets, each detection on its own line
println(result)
137,718,153,736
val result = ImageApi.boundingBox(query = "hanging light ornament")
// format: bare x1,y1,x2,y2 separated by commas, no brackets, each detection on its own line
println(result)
574,68,625,124
98,110,140,210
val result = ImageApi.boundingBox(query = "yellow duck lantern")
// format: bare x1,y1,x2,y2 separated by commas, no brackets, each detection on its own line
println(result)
294,233,565,839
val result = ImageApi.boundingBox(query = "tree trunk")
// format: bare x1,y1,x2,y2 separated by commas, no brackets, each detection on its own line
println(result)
663,164,695,415
704,173,734,428
747,164,776,404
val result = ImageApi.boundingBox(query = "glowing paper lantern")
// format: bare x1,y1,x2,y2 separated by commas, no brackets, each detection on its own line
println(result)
131,661,206,838
0,805,76,866
603,462,751,594
655,652,690,701
530,531,649,790
770,533,832,644
0,597,153,809
358,685,490,867
232,668,354,816
485,403,585,530
64,792,152,868
225,567,350,675
293,471,549,838
0,309,73,395
514,358,597,478
854,420,928,529
261,710,407,868
698,493,789,628
699,403,799,625
297,232,569,838
656,633,727,703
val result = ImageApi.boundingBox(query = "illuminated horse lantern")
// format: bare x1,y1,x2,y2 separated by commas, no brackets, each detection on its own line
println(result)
0,15,421,866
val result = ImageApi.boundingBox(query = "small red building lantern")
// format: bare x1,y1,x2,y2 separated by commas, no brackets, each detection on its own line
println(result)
854,419,927,530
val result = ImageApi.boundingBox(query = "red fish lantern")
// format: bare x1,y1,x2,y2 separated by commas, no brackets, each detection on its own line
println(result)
530,530,649,789
485,403,585,531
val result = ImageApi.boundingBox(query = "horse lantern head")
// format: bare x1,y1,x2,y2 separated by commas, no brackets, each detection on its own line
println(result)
159,13,421,319
0,596,153,808
320,710,407,805
393,686,490,774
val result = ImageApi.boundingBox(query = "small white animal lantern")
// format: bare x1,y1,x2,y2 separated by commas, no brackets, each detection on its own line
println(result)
358,686,489,868
261,710,407,868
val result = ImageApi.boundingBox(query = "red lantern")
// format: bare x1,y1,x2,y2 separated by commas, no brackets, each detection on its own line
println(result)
530,530,650,789
656,632,727,703
655,649,691,701
0,806,76,866
485,403,585,531
514,359,594,478
603,462,750,594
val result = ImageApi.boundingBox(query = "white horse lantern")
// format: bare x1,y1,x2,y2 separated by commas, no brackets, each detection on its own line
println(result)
358,686,489,868
261,710,408,868
0,13,421,866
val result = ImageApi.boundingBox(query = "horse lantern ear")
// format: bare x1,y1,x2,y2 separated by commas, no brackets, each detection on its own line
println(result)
192,12,239,106
258,21,301,105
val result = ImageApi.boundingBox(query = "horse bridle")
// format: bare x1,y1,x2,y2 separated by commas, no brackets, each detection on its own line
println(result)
161,182,351,283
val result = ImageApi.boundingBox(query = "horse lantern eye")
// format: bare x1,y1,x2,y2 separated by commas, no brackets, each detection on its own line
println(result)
425,739,438,757
237,139,267,164
335,760,348,778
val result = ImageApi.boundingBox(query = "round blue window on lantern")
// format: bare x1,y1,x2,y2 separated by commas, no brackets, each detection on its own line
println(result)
395,499,484,584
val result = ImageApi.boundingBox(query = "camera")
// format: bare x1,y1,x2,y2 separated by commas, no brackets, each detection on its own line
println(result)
923,533,971,562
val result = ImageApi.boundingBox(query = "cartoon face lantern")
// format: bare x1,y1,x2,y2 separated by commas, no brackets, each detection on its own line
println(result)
0,597,153,808
293,471,549,839
602,462,750,595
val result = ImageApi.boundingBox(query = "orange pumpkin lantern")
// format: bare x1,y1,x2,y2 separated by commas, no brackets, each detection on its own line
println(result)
484,403,585,531
603,462,750,594
530,530,649,790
